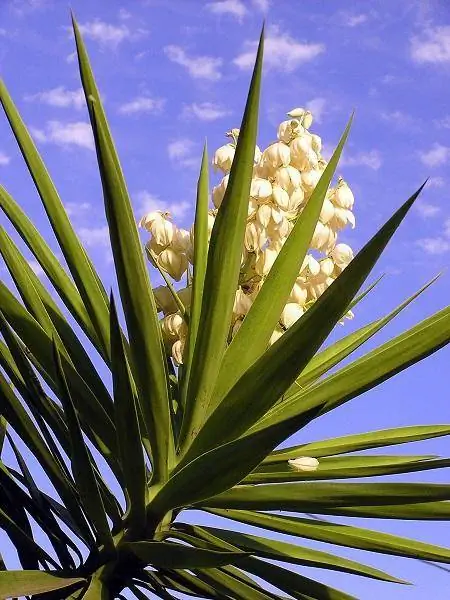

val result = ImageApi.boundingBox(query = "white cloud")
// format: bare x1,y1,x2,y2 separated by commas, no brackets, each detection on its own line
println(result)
206,0,247,21
419,143,450,167
434,115,450,129
445,218,450,238
416,237,450,254
182,102,231,121
234,26,324,72
306,97,326,123
118,96,165,115
167,138,199,168
78,19,146,49
340,150,382,170
164,45,222,81
32,121,94,150
77,226,110,248
411,26,450,64
25,86,85,110
0,152,11,166
118,8,132,20
427,176,445,188
380,110,416,129
252,0,269,11
65,202,91,217
343,13,369,27
136,191,192,219
415,201,440,218
66,52,76,64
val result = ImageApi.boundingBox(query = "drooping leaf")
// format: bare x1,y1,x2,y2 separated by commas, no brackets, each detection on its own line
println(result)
179,28,264,453
0,571,85,599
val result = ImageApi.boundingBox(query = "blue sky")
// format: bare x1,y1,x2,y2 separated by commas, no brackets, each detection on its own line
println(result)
0,0,450,598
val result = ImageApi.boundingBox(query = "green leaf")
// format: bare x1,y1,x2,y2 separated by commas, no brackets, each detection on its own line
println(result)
52,340,114,552
180,144,209,413
212,115,353,410
205,508,450,564
0,571,85,599
0,81,110,357
242,557,357,600
264,424,450,464
179,28,264,452
285,274,439,393
200,481,450,511
87,94,172,484
246,454,450,483
176,524,405,584
0,184,101,354
258,304,450,439
110,293,147,532
186,183,425,458
193,568,276,600
0,417,6,453
122,540,247,569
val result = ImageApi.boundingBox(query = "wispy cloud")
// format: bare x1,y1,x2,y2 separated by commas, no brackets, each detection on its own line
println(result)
118,96,165,115
64,202,91,217
206,0,247,21
78,19,147,49
411,26,450,64
31,121,94,150
340,150,382,170
77,226,110,248
380,110,418,130
164,45,223,81
136,191,192,219
182,102,231,121
252,0,269,11
427,176,445,188
234,26,324,72
434,115,450,129
306,97,326,123
24,86,85,110
419,143,450,167
415,201,440,218
416,237,450,254
341,13,369,27
0,152,11,166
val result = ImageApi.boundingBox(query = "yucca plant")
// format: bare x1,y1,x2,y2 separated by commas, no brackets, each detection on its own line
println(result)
0,16,450,600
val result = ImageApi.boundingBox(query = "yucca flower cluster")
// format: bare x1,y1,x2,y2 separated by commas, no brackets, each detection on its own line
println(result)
140,108,355,365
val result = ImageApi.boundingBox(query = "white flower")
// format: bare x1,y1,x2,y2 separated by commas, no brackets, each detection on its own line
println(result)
256,204,272,227
232,318,243,338
302,111,313,129
255,246,278,276
245,220,267,252
331,243,354,268
287,107,305,119
289,187,306,212
161,313,186,339
274,166,302,195
319,198,335,224
281,302,304,328
212,174,229,208
288,456,319,471
172,338,185,365
261,141,291,170
332,180,354,209
320,257,335,277
254,145,262,164
272,184,290,211
268,215,291,240
330,207,355,230
212,143,235,173
311,133,322,153
269,327,284,345
233,288,253,316
310,221,331,252
157,248,188,281
248,197,259,217
138,210,168,231
277,119,303,143
301,169,321,195
145,214,175,247
250,177,273,201
300,254,320,277
153,285,175,314
171,227,190,252
289,135,313,170
289,282,308,305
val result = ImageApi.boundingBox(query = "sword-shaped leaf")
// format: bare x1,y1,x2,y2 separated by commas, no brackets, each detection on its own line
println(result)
0,571,85,599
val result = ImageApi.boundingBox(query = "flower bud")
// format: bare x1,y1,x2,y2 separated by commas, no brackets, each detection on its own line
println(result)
289,187,306,211
319,198,335,224
161,313,185,339
212,174,229,208
289,282,308,305
212,143,235,173
287,107,305,119
255,246,278,276
261,141,291,170
310,221,330,252
177,286,192,308
277,119,303,143
154,285,176,314
320,257,335,277
158,248,188,281
281,302,304,328
311,133,322,153
272,184,290,211
301,169,321,195
245,220,267,252
333,180,354,209
331,243,354,268
250,177,273,201
172,339,185,366
256,203,272,228
288,456,319,471
274,166,302,195
233,288,253,316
